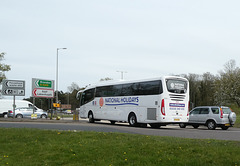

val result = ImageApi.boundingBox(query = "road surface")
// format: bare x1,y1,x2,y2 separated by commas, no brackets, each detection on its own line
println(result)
0,119,239,141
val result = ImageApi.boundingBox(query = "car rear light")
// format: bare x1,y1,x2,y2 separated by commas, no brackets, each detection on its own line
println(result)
8,110,13,113
220,108,223,118
161,99,165,116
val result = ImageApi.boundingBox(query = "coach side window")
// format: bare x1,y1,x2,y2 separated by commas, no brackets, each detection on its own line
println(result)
133,80,163,95
122,83,133,96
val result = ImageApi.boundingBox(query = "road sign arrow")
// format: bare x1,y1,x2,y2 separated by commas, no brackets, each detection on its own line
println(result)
6,80,24,88
33,89,37,96
32,88,54,98
35,80,52,88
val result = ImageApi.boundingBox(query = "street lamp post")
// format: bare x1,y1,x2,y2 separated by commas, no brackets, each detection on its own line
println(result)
117,71,127,80
56,48,67,104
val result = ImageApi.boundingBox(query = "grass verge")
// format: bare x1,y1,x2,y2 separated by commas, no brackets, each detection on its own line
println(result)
0,128,240,166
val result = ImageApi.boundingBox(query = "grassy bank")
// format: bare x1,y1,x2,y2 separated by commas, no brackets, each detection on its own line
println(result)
0,128,240,166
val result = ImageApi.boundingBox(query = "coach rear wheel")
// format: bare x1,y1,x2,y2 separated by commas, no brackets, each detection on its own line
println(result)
150,123,161,129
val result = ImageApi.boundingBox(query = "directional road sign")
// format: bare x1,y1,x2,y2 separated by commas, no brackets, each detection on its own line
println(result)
2,80,25,96
34,79,53,89
32,78,54,98
32,88,54,98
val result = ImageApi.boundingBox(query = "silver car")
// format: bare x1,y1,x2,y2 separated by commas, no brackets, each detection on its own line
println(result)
179,106,237,130
8,107,48,119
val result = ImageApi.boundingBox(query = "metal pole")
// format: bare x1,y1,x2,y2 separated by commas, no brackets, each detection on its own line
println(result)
56,48,67,104
117,71,127,80
56,49,59,104
13,95,16,118
33,97,35,114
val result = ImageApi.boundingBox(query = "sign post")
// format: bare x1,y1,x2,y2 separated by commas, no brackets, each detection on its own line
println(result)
2,80,25,118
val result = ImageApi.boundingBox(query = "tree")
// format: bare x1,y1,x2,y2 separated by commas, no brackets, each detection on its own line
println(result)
100,77,113,81
198,72,216,106
0,52,11,83
67,82,80,93
66,82,84,110
214,60,240,107
183,73,201,108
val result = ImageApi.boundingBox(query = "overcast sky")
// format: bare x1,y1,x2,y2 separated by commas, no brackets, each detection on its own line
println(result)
1,0,240,98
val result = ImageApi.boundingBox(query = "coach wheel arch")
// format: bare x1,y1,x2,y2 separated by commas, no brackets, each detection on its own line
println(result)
128,112,138,127
88,111,95,123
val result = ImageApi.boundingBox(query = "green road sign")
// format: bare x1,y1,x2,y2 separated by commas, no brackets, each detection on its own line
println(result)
36,80,52,88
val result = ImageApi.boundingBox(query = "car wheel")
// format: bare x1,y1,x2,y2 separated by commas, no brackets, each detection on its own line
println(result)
128,113,138,127
4,114,8,118
192,124,199,129
179,123,186,128
16,114,23,118
110,121,116,125
207,120,216,130
140,123,148,128
41,114,47,119
221,126,229,130
88,112,95,123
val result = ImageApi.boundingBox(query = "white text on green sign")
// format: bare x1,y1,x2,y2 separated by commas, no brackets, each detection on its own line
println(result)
36,80,52,88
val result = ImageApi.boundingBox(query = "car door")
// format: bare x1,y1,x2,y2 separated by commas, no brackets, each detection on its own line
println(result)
25,107,34,118
198,108,210,123
189,108,201,123
19,107,30,118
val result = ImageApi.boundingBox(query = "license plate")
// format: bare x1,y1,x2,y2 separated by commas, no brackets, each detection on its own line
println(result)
174,118,180,121
225,123,230,126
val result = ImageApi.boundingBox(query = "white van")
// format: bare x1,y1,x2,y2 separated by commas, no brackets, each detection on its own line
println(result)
0,99,41,118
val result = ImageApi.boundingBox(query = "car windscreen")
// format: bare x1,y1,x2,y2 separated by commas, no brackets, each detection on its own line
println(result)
166,79,187,94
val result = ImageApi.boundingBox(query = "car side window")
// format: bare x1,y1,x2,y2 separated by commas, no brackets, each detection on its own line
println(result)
200,108,209,114
211,108,219,114
190,108,201,115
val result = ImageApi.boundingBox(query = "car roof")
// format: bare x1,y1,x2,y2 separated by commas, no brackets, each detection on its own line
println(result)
192,106,229,109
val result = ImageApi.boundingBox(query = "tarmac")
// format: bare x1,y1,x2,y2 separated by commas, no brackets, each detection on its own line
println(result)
0,116,84,123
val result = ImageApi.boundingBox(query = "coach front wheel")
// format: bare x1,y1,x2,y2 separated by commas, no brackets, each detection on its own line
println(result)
88,112,95,123
128,113,138,127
